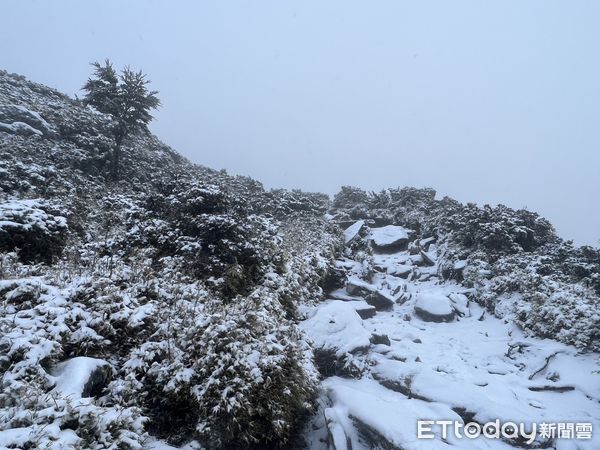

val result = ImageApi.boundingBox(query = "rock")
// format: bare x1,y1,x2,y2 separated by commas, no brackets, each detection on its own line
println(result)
448,293,470,316
414,293,455,323
387,264,412,278
345,300,377,319
345,278,376,297
300,301,372,357
419,249,436,266
343,220,365,243
351,416,400,450
0,104,56,138
368,225,413,253
324,408,353,450
51,357,113,398
0,121,43,137
408,242,420,255
419,236,436,251
366,290,395,311
370,334,391,346
356,307,377,320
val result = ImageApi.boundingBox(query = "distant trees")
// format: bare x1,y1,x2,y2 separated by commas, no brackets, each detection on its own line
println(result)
82,60,160,180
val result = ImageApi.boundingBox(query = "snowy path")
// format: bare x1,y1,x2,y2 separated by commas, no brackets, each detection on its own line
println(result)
302,225,600,450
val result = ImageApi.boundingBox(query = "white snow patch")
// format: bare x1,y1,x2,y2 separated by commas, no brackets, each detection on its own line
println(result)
300,301,371,356
414,293,454,317
343,220,365,243
369,225,411,247
51,357,110,398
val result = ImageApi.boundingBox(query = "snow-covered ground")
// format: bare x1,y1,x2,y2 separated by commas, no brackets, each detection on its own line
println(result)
302,223,600,450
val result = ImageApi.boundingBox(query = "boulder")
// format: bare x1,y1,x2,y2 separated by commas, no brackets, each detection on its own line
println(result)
419,249,436,266
366,290,395,311
300,301,372,357
324,408,353,450
370,334,391,346
51,357,113,398
343,220,365,243
414,293,455,323
368,225,412,253
345,300,377,319
387,264,412,278
345,278,376,297
0,105,56,138
419,236,436,251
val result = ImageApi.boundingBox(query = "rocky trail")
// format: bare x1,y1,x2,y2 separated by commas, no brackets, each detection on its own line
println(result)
301,224,600,450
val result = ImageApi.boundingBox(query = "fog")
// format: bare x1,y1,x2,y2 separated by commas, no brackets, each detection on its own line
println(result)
2,0,599,245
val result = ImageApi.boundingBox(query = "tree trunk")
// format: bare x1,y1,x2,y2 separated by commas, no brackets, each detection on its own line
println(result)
110,144,121,181
111,126,126,181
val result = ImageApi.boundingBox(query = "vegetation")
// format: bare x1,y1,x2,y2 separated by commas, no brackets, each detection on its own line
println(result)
82,60,160,180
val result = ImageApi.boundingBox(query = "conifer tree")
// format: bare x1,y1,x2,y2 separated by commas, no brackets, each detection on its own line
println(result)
82,59,160,179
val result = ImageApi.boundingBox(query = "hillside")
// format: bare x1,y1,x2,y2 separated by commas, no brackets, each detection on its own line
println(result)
0,71,598,449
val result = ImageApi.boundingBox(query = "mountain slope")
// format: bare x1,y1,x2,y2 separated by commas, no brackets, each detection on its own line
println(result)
301,222,600,449
0,71,598,450
0,70,341,449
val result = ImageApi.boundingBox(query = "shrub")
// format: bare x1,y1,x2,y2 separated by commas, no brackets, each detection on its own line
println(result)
0,199,68,263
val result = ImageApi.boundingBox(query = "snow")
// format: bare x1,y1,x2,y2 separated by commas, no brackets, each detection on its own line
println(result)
453,259,468,270
51,357,110,398
0,199,67,231
343,219,364,243
0,120,43,136
302,227,600,449
300,300,372,356
369,225,411,246
414,292,454,318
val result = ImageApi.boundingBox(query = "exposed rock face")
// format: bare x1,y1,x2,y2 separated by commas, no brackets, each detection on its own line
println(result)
413,293,455,322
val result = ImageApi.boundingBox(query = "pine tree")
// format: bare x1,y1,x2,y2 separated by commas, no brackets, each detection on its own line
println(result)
82,60,160,180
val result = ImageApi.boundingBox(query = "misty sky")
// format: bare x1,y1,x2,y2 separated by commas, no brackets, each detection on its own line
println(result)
2,0,599,245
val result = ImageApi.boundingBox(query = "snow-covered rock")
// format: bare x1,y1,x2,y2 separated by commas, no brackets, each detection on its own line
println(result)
366,290,396,311
368,225,412,252
51,357,113,398
344,299,377,319
414,293,455,322
300,301,372,357
345,277,376,297
0,104,56,137
343,219,365,243
323,377,464,449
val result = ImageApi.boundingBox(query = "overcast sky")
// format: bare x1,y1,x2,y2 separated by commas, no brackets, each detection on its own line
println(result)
2,0,599,245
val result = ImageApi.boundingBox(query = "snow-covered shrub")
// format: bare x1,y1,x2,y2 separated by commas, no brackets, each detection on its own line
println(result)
468,253,600,352
331,186,599,350
0,199,68,263
440,204,557,258
119,288,318,448
333,186,369,209
0,277,148,450
129,181,284,298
